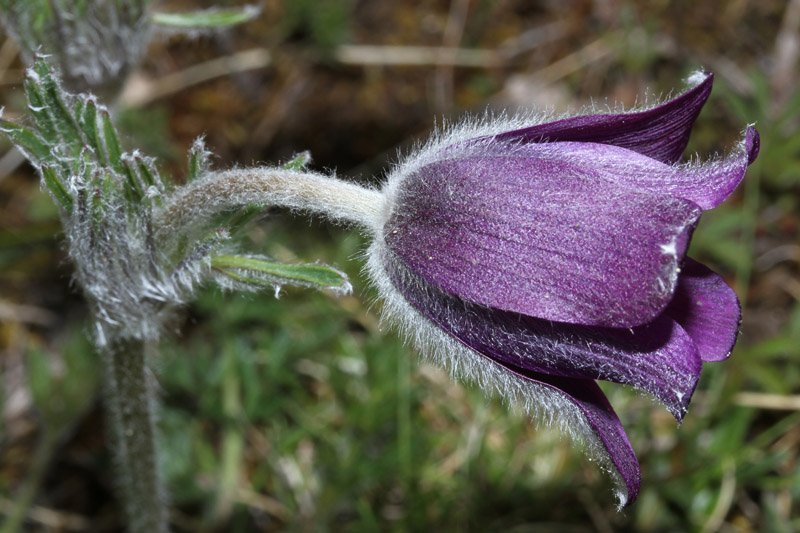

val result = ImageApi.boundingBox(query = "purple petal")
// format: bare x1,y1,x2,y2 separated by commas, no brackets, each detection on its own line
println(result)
375,251,643,505
527,372,640,506
385,152,702,328
494,72,713,164
520,126,758,210
743,125,761,164
667,258,741,362
386,259,701,419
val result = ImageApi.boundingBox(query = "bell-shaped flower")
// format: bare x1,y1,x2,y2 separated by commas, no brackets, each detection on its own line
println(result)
366,72,759,506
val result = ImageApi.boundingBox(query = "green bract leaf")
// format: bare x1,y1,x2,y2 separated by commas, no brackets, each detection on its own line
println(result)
282,151,312,171
211,254,351,294
41,165,74,213
24,76,59,145
101,109,124,172
80,98,106,165
187,137,211,182
33,61,83,151
6,57,172,215
136,154,157,189
0,118,50,163
152,6,260,29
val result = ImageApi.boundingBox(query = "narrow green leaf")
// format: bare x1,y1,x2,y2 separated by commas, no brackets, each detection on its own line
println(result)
187,137,210,182
33,61,83,149
41,165,73,212
220,205,261,235
152,6,260,29
80,98,106,166
89,181,105,232
135,155,157,189
101,110,124,172
121,157,144,201
0,118,50,163
282,151,312,171
81,156,110,237
136,155,166,206
73,99,85,126
24,78,59,145
210,254,351,293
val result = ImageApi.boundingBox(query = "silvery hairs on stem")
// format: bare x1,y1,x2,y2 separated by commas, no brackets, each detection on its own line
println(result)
0,57,362,347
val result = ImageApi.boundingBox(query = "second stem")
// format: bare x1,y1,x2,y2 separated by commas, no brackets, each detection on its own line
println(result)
103,336,168,533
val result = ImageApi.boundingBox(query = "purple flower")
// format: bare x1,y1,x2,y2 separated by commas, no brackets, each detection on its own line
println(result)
367,72,759,506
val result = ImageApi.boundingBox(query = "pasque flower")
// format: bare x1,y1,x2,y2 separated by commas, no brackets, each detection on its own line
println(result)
4,57,758,523
365,72,760,506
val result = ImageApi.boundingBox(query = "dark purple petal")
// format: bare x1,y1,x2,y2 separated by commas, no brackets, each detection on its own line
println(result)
494,72,713,164
385,153,702,328
375,250,642,504
743,125,761,164
386,258,701,419
508,368,641,505
667,258,741,362
515,126,758,209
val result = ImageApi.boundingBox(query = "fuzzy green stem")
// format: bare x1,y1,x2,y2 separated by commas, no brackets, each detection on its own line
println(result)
154,169,384,242
102,337,168,533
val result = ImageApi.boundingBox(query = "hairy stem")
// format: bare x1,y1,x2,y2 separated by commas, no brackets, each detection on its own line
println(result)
154,169,384,241
103,337,168,533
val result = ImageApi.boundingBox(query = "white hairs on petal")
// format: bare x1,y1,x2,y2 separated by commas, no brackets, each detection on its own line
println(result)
686,70,710,87
379,72,713,226
363,240,630,507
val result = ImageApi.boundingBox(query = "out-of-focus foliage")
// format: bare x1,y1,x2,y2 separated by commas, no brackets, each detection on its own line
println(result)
0,328,98,533
0,0,261,96
0,0,151,94
152,6,261,30
281,0,354,51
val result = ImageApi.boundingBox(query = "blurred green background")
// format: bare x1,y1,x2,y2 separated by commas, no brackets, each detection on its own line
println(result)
1,0,799,530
